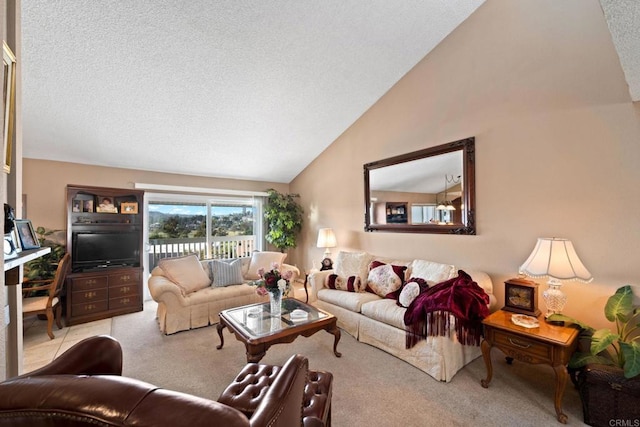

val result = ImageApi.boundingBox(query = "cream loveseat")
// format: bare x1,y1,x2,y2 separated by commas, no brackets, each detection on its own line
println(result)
148,253,299,335
308,251,497,382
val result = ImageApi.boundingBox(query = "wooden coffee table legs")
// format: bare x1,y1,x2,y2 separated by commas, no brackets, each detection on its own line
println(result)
217,316,342,363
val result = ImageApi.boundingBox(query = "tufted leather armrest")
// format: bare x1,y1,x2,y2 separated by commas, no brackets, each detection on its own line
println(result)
219,356,333,426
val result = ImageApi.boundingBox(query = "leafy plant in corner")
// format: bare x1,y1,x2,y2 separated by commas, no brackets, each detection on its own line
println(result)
24,227,66,281
264,189,303,253
550,285,640,378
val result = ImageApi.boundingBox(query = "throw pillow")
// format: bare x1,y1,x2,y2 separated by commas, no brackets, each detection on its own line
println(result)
365,261,407,299
325,274,363,292
158,254,211,296
410,259,455,283
397,277,430,308
334,251,372,283
398,282,420,308
209,259,244,287
245,251,287,280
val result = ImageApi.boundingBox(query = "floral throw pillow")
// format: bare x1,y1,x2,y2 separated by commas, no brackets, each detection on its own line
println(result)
397,277,430,307
325,274,363,292
365,260,407,299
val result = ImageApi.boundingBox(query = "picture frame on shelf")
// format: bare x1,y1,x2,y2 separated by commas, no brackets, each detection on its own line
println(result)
14,219,40,250
120,201,138,214
3,41,17,174
96,196,118,213
503,278,541,317
83,199,94,212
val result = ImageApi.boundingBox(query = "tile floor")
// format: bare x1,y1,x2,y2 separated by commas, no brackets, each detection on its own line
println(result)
23,314,112,373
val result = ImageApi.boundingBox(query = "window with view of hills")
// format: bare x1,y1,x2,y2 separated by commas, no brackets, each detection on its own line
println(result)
146,196,264,263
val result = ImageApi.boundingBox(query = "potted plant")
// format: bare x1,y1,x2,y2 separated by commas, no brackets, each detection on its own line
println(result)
264,189,303,253
24,227,66,281
550,285,640,425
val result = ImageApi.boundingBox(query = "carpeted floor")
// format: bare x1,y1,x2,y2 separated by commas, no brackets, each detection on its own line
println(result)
111,301,587,427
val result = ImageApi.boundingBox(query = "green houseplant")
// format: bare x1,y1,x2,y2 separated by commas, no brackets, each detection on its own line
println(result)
264,189,303,253
551,285,640,424
24,227,66,281
550,285,640,378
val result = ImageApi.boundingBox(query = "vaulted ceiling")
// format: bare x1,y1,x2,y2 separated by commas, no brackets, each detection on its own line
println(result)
20,1,639,184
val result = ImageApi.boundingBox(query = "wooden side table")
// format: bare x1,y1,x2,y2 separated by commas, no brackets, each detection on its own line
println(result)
480,310,579,424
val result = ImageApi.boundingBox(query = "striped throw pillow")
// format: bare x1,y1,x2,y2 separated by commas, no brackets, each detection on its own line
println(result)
209,259,244,287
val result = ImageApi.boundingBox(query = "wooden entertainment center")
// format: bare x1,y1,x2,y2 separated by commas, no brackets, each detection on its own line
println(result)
65,185,144,325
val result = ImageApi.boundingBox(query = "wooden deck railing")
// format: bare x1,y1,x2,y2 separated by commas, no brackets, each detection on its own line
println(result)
148,235,256,269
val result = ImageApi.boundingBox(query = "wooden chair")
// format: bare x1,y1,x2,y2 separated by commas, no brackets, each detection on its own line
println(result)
22,253,70,339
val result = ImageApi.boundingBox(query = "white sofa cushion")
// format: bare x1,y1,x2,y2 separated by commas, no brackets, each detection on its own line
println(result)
158,255,211,296
245,251,287,280
317,288,380,313
360,299,406,330
409,259,455,283
334,251,373,283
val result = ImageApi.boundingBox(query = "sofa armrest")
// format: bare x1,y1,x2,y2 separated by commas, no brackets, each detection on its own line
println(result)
17,335,122,378
308,269,333,303
281,263,300,283
464,269,498,311
148,273,188,303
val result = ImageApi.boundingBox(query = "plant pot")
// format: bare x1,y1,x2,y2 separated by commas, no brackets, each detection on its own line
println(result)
578,364,640,426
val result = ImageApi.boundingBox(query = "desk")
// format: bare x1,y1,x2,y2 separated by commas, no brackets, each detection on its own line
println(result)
4,247,51,285
480,310,579,424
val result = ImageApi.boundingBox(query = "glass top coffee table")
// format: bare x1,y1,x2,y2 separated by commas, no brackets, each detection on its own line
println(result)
216,298,342,363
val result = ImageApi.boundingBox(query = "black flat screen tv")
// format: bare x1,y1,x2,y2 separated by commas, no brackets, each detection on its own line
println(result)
72,231,140,271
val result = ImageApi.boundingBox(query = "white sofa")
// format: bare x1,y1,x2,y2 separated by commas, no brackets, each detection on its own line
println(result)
148,253,299,335
308,251,497,382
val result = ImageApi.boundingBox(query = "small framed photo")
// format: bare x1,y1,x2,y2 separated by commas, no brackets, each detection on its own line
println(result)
96,196,118,213
14,219,40,250
83,199,94,212
120,202,138,214
503,278,540,317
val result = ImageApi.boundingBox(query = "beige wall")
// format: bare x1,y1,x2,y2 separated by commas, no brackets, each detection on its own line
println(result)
290,0,640,329
22,158,289,246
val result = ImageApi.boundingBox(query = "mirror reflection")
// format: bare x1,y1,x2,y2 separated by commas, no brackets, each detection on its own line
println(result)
364,137,475,234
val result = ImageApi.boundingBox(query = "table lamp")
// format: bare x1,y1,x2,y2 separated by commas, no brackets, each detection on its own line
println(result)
518,237,593,324
316,228,337,270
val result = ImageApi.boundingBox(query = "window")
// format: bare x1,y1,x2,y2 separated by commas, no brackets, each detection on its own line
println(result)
411,204,437,224
146,193,264,267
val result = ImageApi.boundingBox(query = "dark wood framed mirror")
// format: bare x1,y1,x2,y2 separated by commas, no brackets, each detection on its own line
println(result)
364,137,475,234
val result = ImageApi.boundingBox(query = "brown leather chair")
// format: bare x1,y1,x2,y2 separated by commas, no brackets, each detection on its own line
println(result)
22,253,70,339
0,335,311,426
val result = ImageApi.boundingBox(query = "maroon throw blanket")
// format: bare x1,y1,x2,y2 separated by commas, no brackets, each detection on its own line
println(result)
404,270,490,348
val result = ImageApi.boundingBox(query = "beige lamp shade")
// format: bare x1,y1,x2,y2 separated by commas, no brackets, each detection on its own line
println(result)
316,228,337,249
519,237,593,283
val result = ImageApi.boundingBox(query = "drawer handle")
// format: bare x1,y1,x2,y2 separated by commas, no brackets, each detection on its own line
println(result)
508,338,531,349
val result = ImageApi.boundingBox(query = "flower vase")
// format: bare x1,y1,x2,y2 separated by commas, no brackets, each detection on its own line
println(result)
269,288,282,317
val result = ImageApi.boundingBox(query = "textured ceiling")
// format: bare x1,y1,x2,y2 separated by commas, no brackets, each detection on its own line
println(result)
20,1,639,185
20,0,485,183
600,0,640,101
